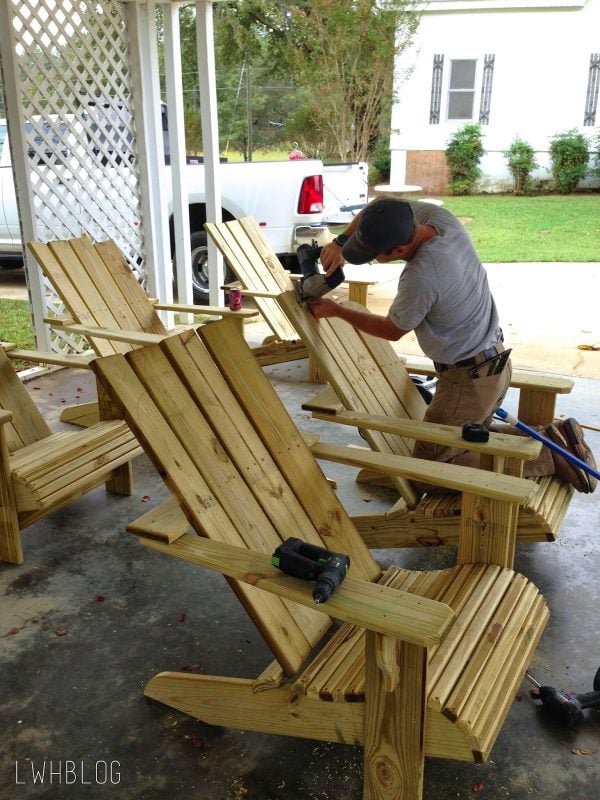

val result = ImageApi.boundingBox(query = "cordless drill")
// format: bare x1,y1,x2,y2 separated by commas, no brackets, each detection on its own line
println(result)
527,666,600,728
271,537,350,604
294,240,345,304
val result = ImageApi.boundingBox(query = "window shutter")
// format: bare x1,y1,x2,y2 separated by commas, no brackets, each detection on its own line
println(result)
479,54,495,124
429,54,444,124
584,53,600,126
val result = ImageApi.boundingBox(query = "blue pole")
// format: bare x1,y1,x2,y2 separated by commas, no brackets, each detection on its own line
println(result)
495,408,600,481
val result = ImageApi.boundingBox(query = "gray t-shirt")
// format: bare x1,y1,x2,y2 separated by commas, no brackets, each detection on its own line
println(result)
388,202,501,363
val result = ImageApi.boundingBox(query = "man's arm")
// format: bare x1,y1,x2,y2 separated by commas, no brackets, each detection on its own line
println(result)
319,207,364,274
308,297,408,341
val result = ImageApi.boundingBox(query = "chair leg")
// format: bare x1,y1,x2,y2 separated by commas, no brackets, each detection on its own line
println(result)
363,632,427,800
0,509,23,564
0,445,23,564
105,462,134,496
97,381,134,496
144,671,364,743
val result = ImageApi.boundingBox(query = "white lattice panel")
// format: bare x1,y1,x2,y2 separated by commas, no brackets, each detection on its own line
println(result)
5,0,146,352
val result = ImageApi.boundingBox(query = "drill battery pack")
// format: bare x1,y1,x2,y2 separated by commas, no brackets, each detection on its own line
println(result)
271,537,350,604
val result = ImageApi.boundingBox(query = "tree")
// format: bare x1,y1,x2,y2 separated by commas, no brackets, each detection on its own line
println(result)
158,4,299,159
215,0,419,163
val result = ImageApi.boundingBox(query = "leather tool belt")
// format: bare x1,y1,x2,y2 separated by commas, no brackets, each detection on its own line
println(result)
434,344,512,379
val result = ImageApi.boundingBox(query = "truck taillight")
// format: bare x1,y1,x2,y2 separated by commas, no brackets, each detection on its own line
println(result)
297,175,323,214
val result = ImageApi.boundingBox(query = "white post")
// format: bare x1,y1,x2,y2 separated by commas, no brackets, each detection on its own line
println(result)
195,0,224,307
163,2,194,319
124,0,173,316
0,2,50,350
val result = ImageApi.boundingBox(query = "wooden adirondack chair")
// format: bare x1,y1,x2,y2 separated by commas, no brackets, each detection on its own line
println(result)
204,217,310,366
204,217,576,547
90,320,548,799
206,217,377,369
0,347,142,564
21,235,257,426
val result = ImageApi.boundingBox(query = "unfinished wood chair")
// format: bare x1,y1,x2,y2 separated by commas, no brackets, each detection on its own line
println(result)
21,235,257,426
0,347,142,564
278,292,576,547
204,217,576,547
206,217,378,370
90,320,548,800
204,216,310,366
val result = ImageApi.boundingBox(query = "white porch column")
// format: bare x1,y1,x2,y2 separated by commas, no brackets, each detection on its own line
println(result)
124,0,173,310
162,2,194,316
195,0,224,307
0,3,49,350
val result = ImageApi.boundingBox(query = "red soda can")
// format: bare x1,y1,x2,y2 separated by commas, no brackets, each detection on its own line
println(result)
228,287,242,311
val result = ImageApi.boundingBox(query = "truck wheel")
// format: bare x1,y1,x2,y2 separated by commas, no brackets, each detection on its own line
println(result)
190,230,234,304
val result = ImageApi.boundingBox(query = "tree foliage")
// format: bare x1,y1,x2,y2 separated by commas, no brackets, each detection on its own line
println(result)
549,129,590,194
445,123,484,195
504,137,538,195
216,1,419,162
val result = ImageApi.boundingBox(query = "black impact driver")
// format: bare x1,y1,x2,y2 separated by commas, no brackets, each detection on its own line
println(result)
294,240,345,304
271,537,350,604
526,665,600,728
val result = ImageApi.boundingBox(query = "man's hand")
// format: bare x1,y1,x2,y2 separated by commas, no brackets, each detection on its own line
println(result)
319,241,345,276
307,297,341,319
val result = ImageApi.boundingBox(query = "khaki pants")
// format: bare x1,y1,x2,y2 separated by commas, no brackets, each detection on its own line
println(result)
412,354,554,493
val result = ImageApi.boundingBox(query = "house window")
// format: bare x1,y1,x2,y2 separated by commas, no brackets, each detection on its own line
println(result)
447,59,477,120
584,53,600,126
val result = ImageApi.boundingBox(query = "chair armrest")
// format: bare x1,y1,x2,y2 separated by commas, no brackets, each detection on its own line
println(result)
310,441,539,505
401,357,574,395
4,347,93,370
43,315,76,327
0,410,14,426
139,534,454,647
50,323,168,346
232,288,281,299
311,410,542,461
153,302,258,319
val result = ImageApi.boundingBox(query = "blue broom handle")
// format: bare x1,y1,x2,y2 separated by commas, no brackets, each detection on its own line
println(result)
495,408,600,481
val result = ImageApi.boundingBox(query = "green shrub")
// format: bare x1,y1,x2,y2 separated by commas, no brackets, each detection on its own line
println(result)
549,129,589,193
369,134,391,184
504,137,538,195
445,123,484,195
591,133,600,182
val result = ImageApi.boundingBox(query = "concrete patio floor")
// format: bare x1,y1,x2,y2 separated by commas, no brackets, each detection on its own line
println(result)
1,342,600,800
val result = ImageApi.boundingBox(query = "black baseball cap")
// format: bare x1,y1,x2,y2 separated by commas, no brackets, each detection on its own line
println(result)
342,198,415,264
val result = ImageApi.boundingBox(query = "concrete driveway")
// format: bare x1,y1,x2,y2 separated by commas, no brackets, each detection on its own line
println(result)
3,259,600,379
339,260,600,380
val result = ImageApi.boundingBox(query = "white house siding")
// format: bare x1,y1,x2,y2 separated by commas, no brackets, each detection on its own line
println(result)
390,0,600,192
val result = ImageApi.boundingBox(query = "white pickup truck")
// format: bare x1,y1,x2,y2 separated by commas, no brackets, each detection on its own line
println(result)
0,119,365,302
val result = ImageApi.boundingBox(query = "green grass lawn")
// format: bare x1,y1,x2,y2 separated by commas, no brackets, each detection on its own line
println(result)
440,194,600,262
0,298,35,368
0,298,34,348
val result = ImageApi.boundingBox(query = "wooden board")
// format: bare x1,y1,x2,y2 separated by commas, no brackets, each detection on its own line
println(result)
205,218,298,342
